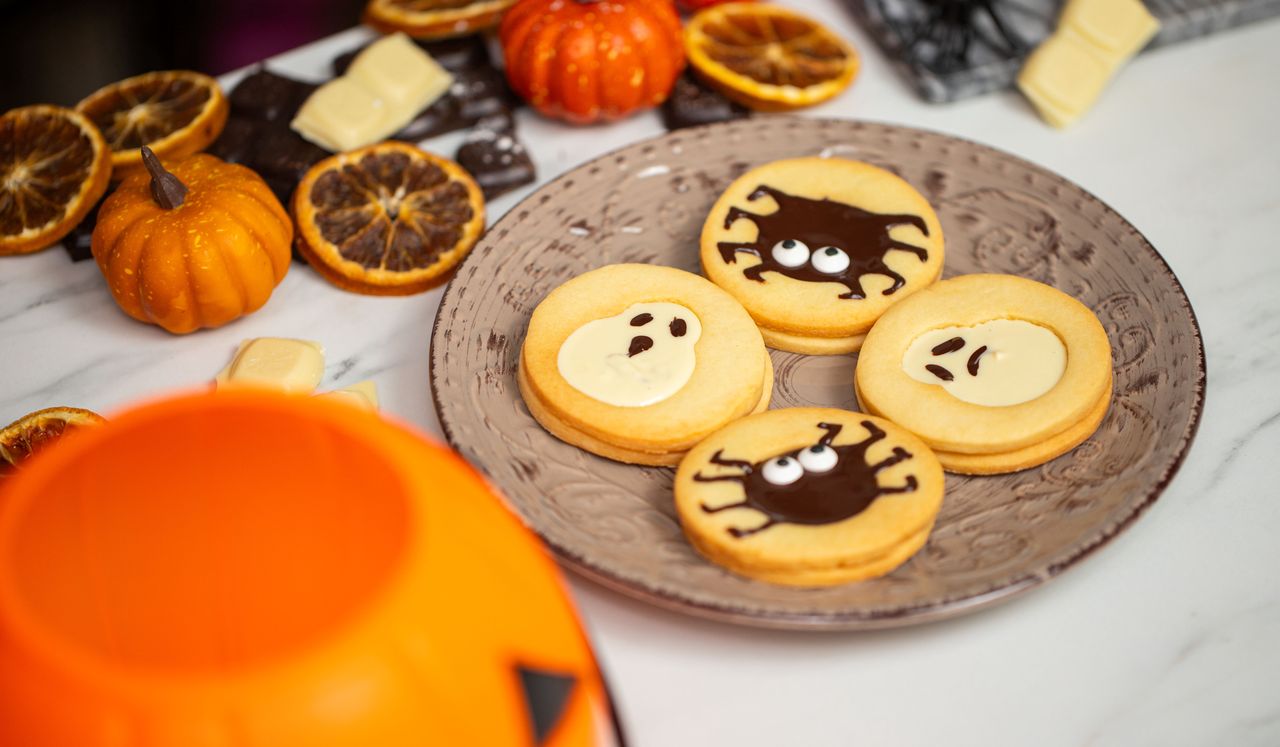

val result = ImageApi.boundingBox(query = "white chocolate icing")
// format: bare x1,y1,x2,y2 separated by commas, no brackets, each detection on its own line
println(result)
557,302,702,408
902,320,1067,407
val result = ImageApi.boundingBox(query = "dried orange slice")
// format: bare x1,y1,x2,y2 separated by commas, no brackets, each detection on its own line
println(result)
293,141,485,295
0,407,105,477
363,0,518,39
685,3,859,112
0,106,112,256
76,70,228,181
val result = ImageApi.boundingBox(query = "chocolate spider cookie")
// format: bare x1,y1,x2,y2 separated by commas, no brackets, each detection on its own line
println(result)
520,264,772,466
701,158,944,355
675,408,944,586
855,274,1113,475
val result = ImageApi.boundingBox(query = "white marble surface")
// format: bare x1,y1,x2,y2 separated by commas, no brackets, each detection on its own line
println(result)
2,4,1279,745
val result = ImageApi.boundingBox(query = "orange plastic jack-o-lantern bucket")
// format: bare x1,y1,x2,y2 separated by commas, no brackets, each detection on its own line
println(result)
0,391,618,746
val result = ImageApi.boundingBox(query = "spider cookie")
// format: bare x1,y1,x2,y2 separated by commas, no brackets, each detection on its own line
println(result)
674,408,944,587
701,157,944,355
856,274,1113,475
520,264,772,466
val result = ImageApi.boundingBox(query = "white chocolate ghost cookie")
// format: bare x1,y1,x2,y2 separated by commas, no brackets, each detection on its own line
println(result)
901,319,1066,407
856,274,1112,475
520,264,771,466
557,302,702,408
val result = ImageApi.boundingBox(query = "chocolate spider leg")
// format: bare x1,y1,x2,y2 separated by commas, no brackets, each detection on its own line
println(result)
708,450,753,470
870,447,913,473
836,274,868,300
700,499,751,513
728,518,777,538
879,212,931,236
885,239,929,262
857,420,887,447
723,206,765,230
877,476,919,495
746,184,789,204
816,422,844,446
742,263,769,284
716,241,761,264
867,259,907,295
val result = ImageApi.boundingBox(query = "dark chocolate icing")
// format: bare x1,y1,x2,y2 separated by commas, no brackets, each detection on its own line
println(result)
931,337,964,356
967,345,988,376
630,313,653,326
628,336,653,357
926,364,954,382
670,318,687,337
694,421,918,538
717,184,930,299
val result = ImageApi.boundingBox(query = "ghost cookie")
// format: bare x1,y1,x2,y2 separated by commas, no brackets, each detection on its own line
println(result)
674,408,944,587
519,264,772,466
701,158,944,355
855,274,1113,475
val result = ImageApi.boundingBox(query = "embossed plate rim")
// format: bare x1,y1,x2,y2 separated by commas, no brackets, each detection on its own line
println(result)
429,117,1206,631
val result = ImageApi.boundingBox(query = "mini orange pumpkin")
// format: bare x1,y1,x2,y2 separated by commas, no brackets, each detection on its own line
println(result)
91,148,292,334
501,0,685,124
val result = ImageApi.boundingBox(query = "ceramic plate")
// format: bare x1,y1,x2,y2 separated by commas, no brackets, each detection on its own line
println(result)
429,118,1205,630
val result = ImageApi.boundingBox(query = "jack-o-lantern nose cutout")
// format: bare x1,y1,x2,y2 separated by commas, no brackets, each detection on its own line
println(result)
517,665,578,744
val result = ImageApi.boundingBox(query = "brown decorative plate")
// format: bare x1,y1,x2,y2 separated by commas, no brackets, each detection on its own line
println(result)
429,118,1205,630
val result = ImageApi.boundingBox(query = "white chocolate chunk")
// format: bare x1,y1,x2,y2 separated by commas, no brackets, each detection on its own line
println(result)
291,32,453,152
1017,0,1160,128
315,380,379,411
216,338,326,394
291,78,387,153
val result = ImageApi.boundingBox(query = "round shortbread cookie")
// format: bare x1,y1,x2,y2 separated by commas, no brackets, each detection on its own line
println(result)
518,353,774,466
674,408,944,581
759,326,868,356
687,525,933,587
701,158,944,354
856,274,1112,455
521,264,770,459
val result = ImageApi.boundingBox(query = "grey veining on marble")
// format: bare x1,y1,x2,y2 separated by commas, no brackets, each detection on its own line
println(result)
1,4,1278,746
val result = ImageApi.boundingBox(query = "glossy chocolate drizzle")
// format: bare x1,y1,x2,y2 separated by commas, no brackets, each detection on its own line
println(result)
717,184,930,299
693,421,918,538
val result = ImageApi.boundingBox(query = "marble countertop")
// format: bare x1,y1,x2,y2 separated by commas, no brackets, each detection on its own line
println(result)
3,3,1279,745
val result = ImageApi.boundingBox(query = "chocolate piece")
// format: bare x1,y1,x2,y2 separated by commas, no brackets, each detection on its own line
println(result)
926,364,954,381
456,129,536,199
451,67,521,124
332,34,491,77
228,67,318,123
662,71,749,131
931,336,965,356
630,313,653,326
693,421,918,538
670,318,688,337
390,94,465,142
717,184,930,299
967,345,988,376
628,336,654,357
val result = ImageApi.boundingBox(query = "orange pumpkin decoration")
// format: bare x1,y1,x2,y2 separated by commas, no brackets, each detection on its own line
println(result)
91,147,292,334
0,391,617,746
501,0,685,124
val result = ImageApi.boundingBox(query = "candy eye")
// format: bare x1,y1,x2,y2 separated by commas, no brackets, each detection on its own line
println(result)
771,239,810,268
811,246,850,274
761,456,804,486
797,444,838,472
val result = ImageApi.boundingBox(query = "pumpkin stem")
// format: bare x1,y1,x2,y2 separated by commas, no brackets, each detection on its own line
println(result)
141,146,188,209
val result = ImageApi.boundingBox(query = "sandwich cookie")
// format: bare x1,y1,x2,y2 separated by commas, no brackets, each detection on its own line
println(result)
855,274,1113,475
700,157,944,355
520,264,771,466
675,408,944,587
